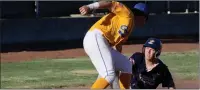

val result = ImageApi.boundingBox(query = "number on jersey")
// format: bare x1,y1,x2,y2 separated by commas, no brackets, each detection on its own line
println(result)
118,25,128,37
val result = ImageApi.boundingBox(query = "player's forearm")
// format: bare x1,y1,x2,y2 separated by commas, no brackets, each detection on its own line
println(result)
113,44,122,53
87,1,112,10
117,45,122,53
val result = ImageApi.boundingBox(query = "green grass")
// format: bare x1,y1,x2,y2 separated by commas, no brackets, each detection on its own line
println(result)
159,51,199,80
1,58,97,89
1,51,199,89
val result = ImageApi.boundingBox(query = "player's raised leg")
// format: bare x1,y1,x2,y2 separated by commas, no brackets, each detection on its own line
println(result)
83,29,116,89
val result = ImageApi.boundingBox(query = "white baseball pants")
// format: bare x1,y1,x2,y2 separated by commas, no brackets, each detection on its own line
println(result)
83,29,132,84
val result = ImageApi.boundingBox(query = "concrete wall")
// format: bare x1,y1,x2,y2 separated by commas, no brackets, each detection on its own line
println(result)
1,14,199,44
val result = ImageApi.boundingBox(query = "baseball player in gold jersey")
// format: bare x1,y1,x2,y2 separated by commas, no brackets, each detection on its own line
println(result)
79,1,148,89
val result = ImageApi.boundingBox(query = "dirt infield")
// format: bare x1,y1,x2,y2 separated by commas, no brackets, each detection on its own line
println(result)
1,43,198,62
1,42,199,89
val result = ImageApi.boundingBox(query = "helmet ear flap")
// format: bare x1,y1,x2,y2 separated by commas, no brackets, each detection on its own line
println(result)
155,50,161,58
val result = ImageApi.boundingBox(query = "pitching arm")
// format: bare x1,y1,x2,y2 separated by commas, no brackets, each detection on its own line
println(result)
79,1,114,15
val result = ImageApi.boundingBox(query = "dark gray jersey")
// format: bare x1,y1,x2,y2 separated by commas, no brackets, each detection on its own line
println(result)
130,52,175,89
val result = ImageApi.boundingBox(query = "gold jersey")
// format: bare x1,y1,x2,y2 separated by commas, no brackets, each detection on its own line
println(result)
89,1,134,46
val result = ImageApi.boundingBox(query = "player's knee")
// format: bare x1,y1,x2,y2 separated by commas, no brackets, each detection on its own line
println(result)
104,71,116,84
